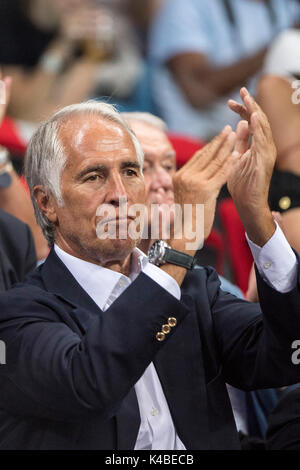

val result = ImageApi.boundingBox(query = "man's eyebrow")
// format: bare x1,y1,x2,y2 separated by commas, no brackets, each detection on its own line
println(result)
144,151,176,162
120,161,141,171
162,151,176,159
76,165,107,180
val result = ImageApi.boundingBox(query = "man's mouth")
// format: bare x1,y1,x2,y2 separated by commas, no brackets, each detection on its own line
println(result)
97,216,135,227
148,196,175,205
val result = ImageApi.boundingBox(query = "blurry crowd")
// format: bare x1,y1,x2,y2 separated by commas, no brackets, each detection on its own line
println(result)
1,0,300,450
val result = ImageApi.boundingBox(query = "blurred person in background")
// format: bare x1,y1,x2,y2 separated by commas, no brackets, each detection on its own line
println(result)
130,0,166,44
0,76,37,290
148,0,300,140
0,73,48,260
124,112,282,446
122,111,243,298
0,0,142,140
123,111,251,438
0,206,37,292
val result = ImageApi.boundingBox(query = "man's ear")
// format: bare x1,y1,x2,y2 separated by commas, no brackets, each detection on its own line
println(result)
33,186,58,223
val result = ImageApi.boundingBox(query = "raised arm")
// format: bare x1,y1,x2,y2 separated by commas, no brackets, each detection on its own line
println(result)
168,49,267,108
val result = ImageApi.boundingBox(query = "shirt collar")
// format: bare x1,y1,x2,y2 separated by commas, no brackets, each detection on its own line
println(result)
54,244,149,311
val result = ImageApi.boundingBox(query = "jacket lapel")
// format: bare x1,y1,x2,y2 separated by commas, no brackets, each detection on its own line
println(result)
41,249,141,449
41,248,103,329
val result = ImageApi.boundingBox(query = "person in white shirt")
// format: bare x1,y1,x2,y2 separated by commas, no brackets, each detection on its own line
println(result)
148,0,300,139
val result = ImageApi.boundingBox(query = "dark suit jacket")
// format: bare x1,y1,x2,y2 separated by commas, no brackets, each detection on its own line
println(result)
0,210,36,291
266,385,300,450
0,248,300,450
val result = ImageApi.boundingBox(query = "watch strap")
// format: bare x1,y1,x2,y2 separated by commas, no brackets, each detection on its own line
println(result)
164,247,196,270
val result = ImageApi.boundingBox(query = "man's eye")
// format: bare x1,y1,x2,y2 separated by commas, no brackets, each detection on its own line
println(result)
164,165,175,172
124,169,138,176
85,174,102,182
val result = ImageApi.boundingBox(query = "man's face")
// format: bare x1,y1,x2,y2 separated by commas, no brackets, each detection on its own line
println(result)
128,120,176,208
45,114,145,265
126,120,176,236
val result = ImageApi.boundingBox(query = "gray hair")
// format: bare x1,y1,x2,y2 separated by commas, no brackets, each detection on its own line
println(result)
121,112,168,133
25,101,144,246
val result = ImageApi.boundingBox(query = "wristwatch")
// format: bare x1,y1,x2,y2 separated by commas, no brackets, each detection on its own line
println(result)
0,148,13,189
148,240,197,270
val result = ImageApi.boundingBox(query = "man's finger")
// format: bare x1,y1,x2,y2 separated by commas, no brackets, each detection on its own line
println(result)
241,88,273,140
235,120,250,155
182,125,232,172
204,130,237,180
251,112,267,154
228,99,249,121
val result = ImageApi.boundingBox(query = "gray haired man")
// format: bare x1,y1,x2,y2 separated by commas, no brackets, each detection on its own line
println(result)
0,90,299,450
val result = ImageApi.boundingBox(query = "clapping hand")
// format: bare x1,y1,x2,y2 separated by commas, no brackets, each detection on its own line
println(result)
227,87,277,246
173,126,236,242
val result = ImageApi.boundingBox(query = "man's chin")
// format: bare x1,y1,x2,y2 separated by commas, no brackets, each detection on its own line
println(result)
97,237,138,259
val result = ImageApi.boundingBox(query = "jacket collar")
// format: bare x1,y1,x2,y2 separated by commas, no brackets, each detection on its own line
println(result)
40,247,102,319
40,248,141,448
40,249,210,450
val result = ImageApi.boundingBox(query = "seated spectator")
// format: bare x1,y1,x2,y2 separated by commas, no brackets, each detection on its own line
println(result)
123,111,251,435
0,79,37,283
0,0,142,136
1,90,300,450
0,73,48,259
124,111,285,444
0,209,36,291
148,0,300,139
122,111,244,296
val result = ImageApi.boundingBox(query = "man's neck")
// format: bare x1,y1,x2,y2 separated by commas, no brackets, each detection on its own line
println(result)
54,239,133,277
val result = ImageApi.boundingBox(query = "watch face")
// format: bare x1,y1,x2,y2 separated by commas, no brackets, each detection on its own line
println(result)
148,240,167,265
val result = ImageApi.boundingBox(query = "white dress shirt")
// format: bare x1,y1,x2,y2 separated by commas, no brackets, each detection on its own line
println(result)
246,222,298,293
54,223,297,449
54,244,185,450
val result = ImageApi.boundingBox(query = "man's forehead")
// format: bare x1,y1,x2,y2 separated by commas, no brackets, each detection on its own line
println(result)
128,119,166,141
128,119,175,157
58,114,133,154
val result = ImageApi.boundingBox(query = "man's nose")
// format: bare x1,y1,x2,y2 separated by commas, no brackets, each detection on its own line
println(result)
105,172,128,206
150,167,173,191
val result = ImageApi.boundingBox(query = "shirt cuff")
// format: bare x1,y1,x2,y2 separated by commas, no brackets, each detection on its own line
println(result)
246,221,298,293
143,263,181,301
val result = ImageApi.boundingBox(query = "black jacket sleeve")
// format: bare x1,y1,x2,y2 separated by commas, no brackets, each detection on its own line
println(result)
208,260,300,390
0,273,190,422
